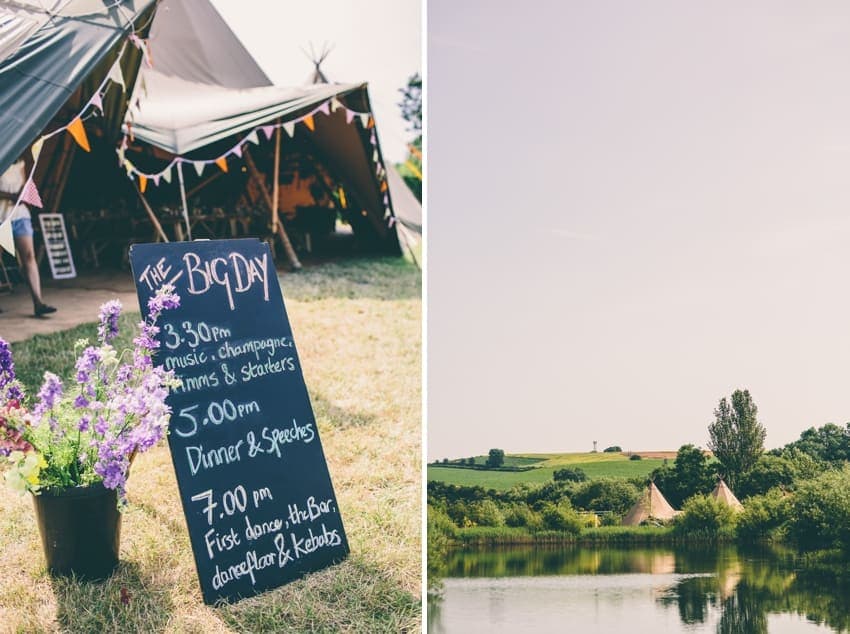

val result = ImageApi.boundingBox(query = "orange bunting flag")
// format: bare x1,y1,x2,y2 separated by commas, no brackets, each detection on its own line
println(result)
380,180,388,192
67,117,91,152
303,114,315,132
139,175,148,193
367,116,374,129
215,157,228,173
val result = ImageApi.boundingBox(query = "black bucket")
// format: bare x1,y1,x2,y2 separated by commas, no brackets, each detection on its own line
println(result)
32,481,121,581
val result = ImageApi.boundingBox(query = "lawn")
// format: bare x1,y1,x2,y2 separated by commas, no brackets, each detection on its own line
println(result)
1,256,421,632
427,452,665,489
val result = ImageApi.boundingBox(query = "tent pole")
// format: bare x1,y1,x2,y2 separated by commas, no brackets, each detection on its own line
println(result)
132,182,169,242
243,147,301,270
272,122,281,235
177,161,192,241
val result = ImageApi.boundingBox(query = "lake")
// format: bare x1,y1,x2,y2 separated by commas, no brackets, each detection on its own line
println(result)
428,545,850,633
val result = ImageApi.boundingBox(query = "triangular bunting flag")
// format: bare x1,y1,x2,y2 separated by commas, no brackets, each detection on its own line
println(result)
232,144,243,158
31,137,44,162
370,131,377,145
90,92,103,113
388,216,396,228
123,159,133,178
107,60,125,90
152,174,161,187
318,101,330,116
359,113,369,127
372,150,379,162
194,161,205,177
67,117,91,152
19,178,43,208
0,218,14,255
384,208,391,219
245,130,260,145
139,175,148,193
261,125,275,140
283,121,295,137
380,180,388,192
367,116,374,129
330,97,342,112
345,109,355,124
383,194,389,205
162,166,172,184
303,114,315,131
215,157,228,173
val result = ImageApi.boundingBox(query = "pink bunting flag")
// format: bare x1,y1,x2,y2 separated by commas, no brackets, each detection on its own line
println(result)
261,125,275,140
90,92,103,113
152,174,161,187
20,178,43,208
232,144,243,158
383,194,389,205
345,109,354,124
388,216,396,228
318,101,330,116
370,131,377,145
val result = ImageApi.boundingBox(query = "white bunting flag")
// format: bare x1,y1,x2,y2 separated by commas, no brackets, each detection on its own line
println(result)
318,101,330,116
345,109,354,124
31,137,44,162
245,130,260,145
0,218,14,255
359,113,370,128
283,121,295,137
162,166,172,184
232,144,243,158
372,150,379,163
123,159,133,178
388,216,396,228
384,208,391,219
90,91,103,113
194,161,205,177
330,97,342,112
107,60,125,90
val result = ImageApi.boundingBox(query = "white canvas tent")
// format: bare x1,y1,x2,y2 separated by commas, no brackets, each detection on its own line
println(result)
711,479,743,511
621,482,677,526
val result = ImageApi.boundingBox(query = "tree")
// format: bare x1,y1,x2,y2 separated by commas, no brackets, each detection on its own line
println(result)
396,73,422,201
486,448,505,468
553,467,587,483
708,390,766,489
466,457,475,465
603,446,622,453
651,444,716,508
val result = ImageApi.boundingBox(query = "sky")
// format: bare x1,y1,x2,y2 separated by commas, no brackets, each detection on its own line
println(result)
212,0,421,163
428,1,850,460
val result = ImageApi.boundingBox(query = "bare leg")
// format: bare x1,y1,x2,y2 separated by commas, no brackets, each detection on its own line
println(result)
14,234,45,311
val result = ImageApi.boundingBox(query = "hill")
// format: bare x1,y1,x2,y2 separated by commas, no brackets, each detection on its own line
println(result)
427,452,666,489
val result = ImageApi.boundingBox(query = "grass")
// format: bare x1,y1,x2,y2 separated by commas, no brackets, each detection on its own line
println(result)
427,452,665,489
453,525,677,547
2,256,421,632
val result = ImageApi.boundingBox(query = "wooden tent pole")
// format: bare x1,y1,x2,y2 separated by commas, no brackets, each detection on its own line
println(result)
272,123,281,235
132,181,169,242
176,162,192,241
243,147,301,270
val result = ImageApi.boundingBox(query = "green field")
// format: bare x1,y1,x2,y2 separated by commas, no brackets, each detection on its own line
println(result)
427,453,665,489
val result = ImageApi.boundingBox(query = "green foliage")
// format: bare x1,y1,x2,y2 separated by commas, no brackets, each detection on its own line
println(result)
674,495,737,537
469,500,505,527
540,502,582,534
777,422,850,465
787,467,850,552
736,450,820,498
553,467,587,482
503,503,544,530
708,389,766,489
427,505,457,592
650,444,716,508
486,448,505,468
629,454,642,460
466,457,475,465
571,479,640,515
398,72,421,134
735,488,792,542
604,446,622,453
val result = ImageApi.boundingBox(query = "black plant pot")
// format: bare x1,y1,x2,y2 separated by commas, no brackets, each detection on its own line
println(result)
32,481,121,581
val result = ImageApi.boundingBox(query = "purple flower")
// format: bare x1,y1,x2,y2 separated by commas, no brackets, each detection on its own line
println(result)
33,372,63,423
147,284,180,320
77,415,91,432
0,338,22,403
97,300,122,344
75,347,102,384
74,394,89,409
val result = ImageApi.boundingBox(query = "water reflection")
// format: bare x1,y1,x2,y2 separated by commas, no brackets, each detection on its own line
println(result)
431,546,850,633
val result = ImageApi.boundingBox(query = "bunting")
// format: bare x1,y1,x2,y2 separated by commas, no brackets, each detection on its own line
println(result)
283,121,295,137
0,219,13,256
215,157,228,173
194,161,205,177
245,130,260,145
139,174,148,193
303,114,315,132
19,178,43,208
107,59,125,91
30,137,44,162
67,117,91,152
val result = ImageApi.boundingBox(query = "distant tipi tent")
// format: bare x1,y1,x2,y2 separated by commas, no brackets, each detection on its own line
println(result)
622,482,677,525
711,478,743,511
304,42,333,84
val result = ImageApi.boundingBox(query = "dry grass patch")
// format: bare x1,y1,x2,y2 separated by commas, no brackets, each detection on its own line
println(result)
1,256,421,632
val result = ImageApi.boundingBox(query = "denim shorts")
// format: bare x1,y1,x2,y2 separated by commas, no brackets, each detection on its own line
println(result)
11,217,33,238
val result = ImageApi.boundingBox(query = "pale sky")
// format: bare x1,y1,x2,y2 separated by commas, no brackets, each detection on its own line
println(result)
428,1,850,460
213,0,421,163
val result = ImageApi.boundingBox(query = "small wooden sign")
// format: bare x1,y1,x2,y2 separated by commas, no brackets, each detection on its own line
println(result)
37,213,76,279
129,238,349,604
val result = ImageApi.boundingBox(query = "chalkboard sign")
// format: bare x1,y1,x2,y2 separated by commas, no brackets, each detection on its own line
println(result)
37,213,76,279
129,239,349,604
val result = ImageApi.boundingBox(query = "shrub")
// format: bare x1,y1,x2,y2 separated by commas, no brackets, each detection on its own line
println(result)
787,467,850,551
466,457,475,465
540,502,582,534
674,495,737,537
604,446,622,453
427,505,457,592
504,503,543,530
735,488,792,542
572,479,640,515
468,500,505,527
630,454,642,460
553,467,587,482
486,448,505,468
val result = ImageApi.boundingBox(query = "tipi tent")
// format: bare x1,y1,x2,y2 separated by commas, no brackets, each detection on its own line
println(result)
711,479,743,511
622,482,677,526
0,0,156,174
123,0,400,254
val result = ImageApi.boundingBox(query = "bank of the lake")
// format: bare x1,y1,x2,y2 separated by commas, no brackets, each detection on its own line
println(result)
1,257,421,632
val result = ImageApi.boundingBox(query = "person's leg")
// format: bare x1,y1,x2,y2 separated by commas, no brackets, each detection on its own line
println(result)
12,218,55,315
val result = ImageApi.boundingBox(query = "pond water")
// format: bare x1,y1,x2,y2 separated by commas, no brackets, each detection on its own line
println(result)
428,545,850,633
